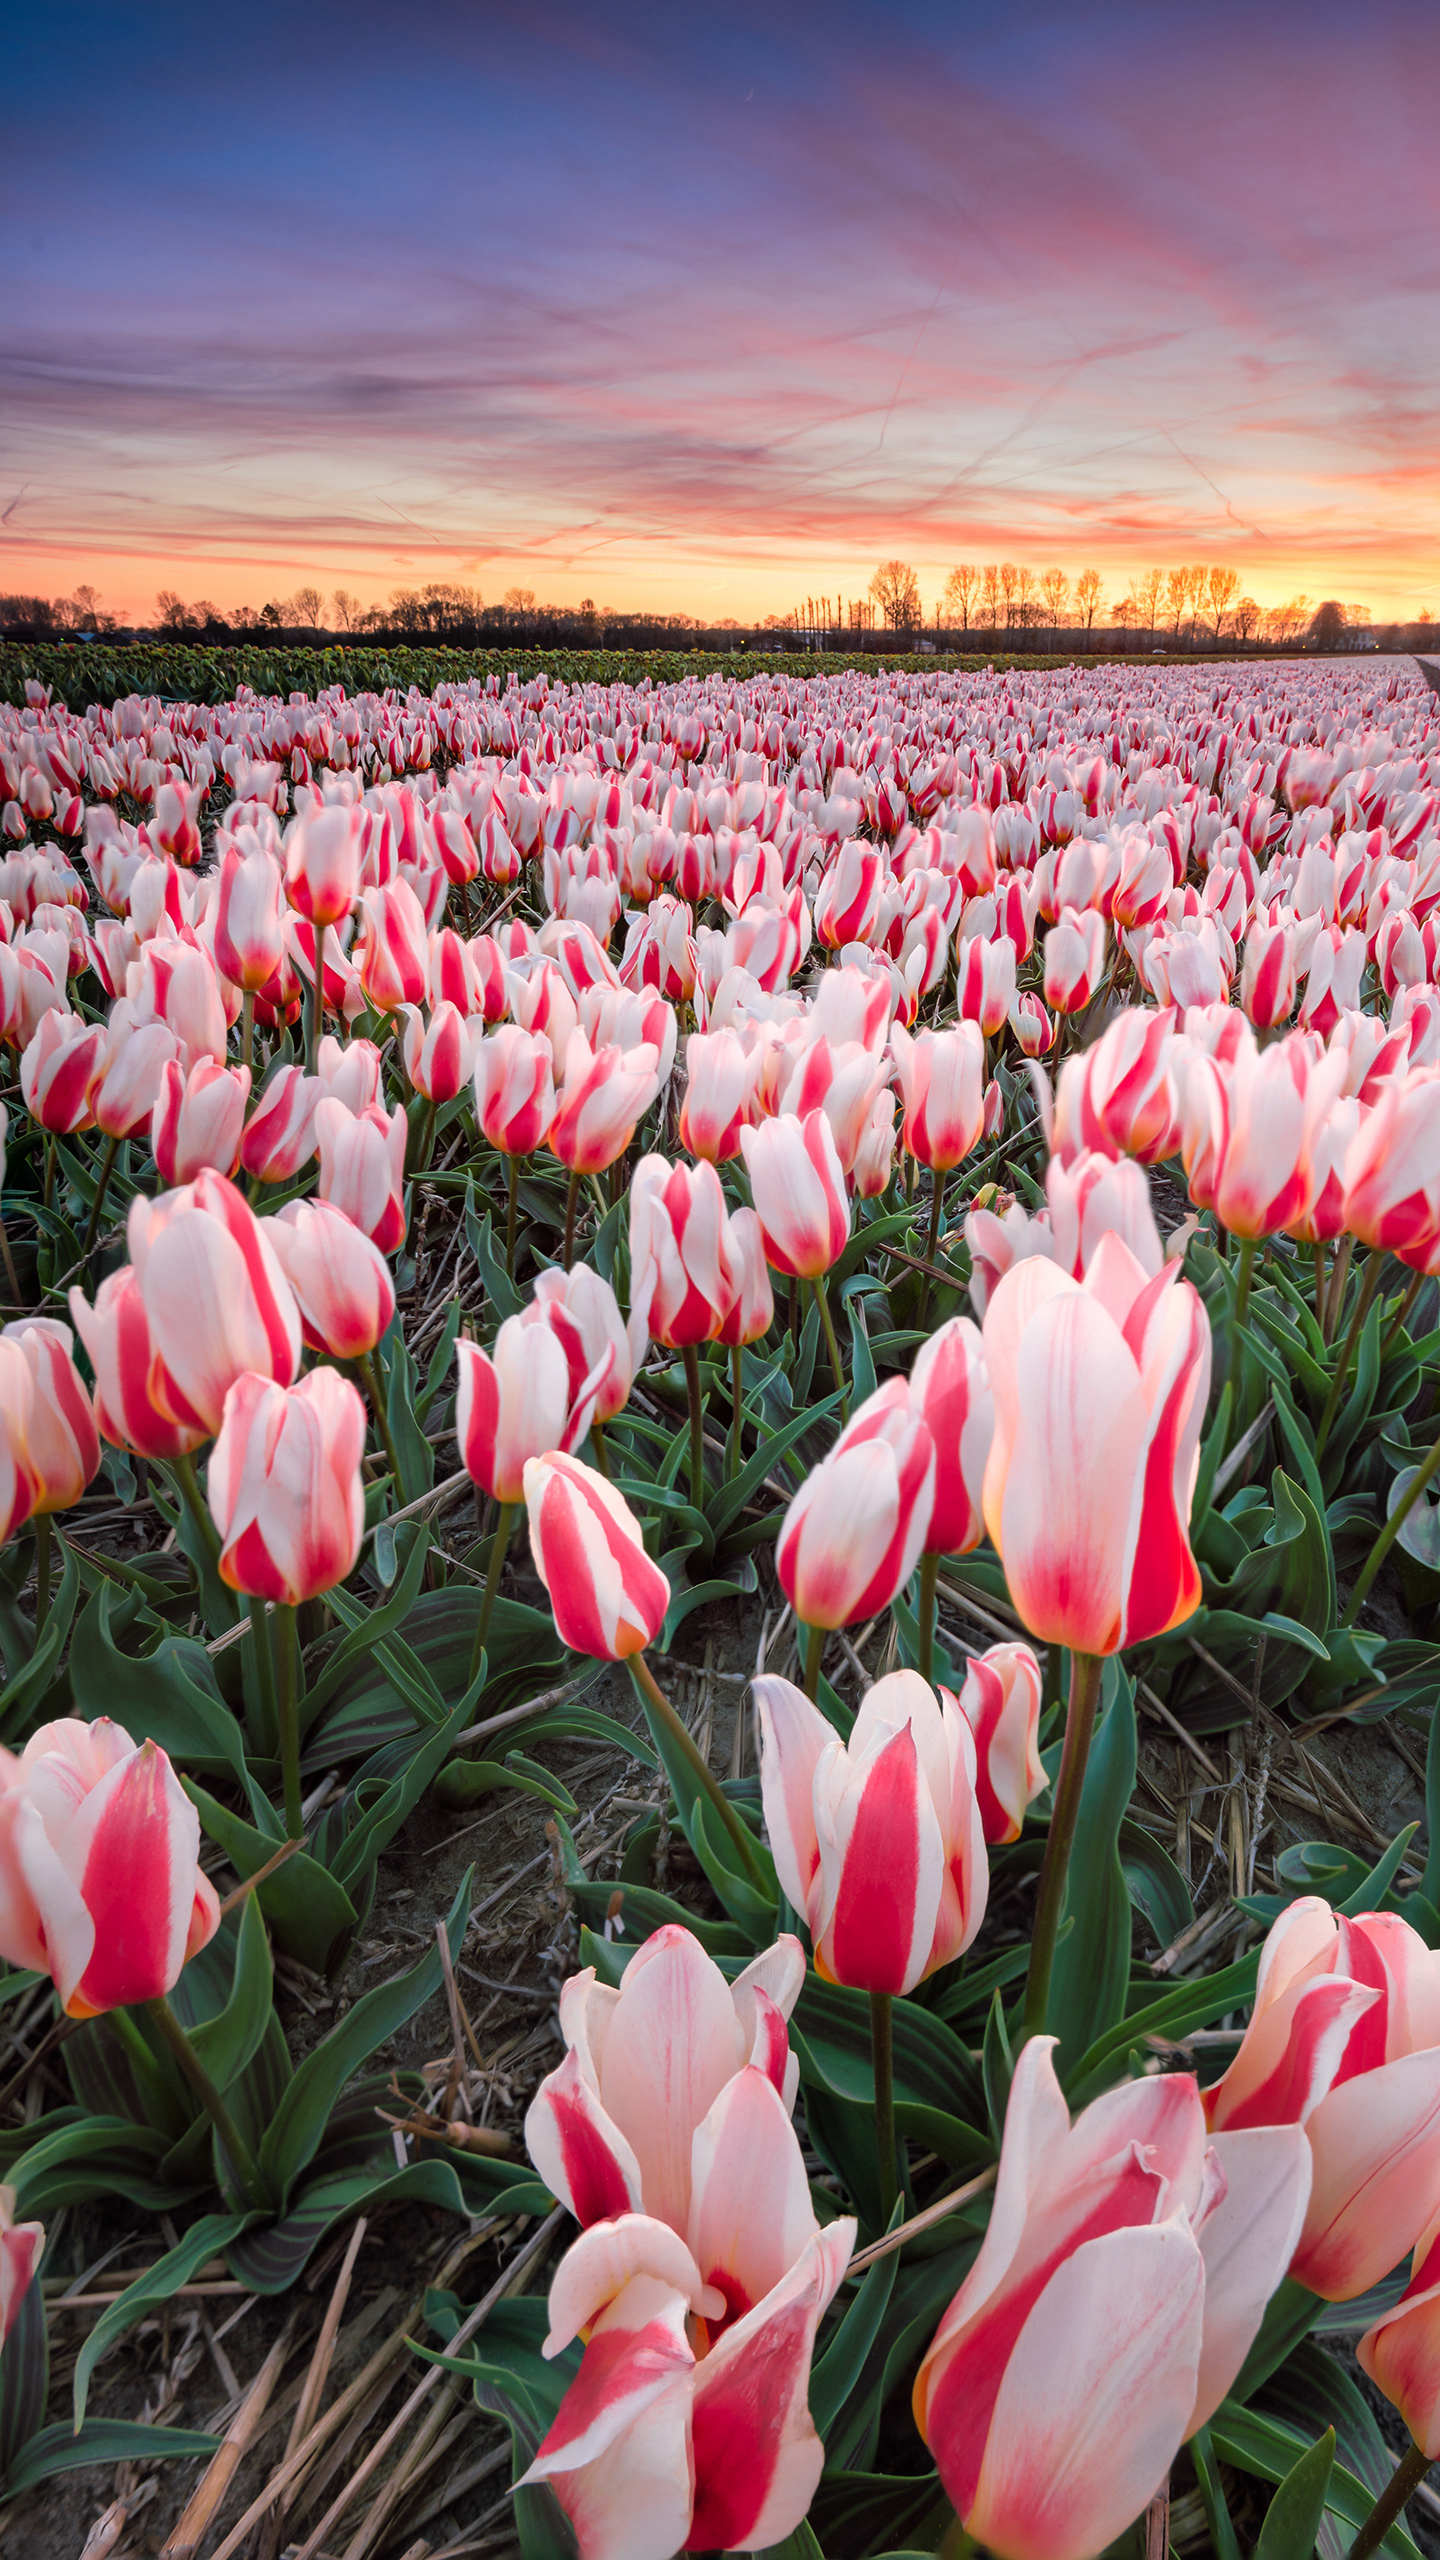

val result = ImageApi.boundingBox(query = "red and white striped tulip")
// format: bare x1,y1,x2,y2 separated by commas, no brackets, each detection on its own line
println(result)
956,1643,1045,1844
907,1317,993,1556
739,1108,850,1279
548,1032,661,1176
1044,1150,1164,1281
1052,1008,1179,1166
528,1265,633,1425
126,1169,301,1437
355,877,430,1013
0,2192,43,2348
455,1316,609,1505
981,1239,1211,1655
1042,908,1107,1014
213,841,286,992
282,804,362,927
755,1668,988,1992
776,1386,935,1630
314,1097,408,1255
92,1016,181,1141
3,1318,99,1515
401,1000,474,1104
890,1021,986,1169
0,1717,221,2017
207,1368,366,1605
956,935,1018,1038
628,1155,750,1351
150,1056,250,1186
1342,1066,1440,1264
0,1336,38,1545
1240,919,1300,1029
1359,2204,1440,2457
915,2037,1312,2560
268,1198,396,1361
20,1010,105,1133
1202,1898,1440,2299
67,1267,206,1463
238,1062,321,1183
678,1028,759,1163
472,1024,556,1157
523,1452,669,1660
524,1925,805,2232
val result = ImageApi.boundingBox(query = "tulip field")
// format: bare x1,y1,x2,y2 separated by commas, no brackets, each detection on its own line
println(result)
2,649,1440,2560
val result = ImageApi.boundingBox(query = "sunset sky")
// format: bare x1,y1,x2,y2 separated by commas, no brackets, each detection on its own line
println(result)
4,0,1439,625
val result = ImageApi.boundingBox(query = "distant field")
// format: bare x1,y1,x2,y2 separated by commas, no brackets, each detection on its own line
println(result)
1,635,1235,710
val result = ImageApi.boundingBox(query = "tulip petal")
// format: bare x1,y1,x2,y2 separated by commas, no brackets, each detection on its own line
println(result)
687,2067,819,2322
1295,2045,1440,2299
989,1283,1150,1655
966,2222,1205,2560
543,2215,716,2354
1189,2123,1313,2432
751,1677,829,1920
524,2046,643,2230
62,1740,199,2014
687,2222,854,2554
522,2274,696,2560
594,1928,745,2235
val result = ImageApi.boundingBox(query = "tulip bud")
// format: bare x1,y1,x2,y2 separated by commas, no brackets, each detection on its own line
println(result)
548,1032,661,1175
207,1368,366,1605
528,1264,633,1423
268,1197,396,1360
238,1061,322,1183
776,1385,935,1630
126,1168,301,1437
283,804,362,927
213,841,286,991
955,1642,1045,1843
522,1452,669,1659
20,1010,105,1133
1359,2206,1440,2456
151,1056,250,1186
455,1316,608,1504
0,1718,221,2016
739,1109,850,1280
401,1000,474,1104
0,2191,43,2349
754,1668,988,1992
473,1025,556,1156
890,1022,986,1170
314,1097,408,1255
3,1318,99,1515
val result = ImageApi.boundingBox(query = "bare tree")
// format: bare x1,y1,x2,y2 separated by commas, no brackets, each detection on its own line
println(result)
1132,570,1165,644
1073,569,1104,637
942,564,978,632
1040,568,1070,642
980,565,1001,631
1015,566,1037,630
1231,596,1261,643
1112,596,1136,634
1165,567,1192,638
292,585,324,628
868,561,922,631
1205,565,1239,641
332,589,363,631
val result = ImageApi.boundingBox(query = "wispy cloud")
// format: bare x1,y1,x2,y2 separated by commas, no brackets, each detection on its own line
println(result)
3,0,1437,615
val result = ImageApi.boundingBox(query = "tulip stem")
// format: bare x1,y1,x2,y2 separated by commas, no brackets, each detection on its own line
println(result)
802,1620,825,1702
810,1278,849,1418
81,1131,120,1263
357,1349,404,1490
682,1344,706,1512
412,1099,437,1179
0,1218,20,1309
629,1652,769,1888
1316,1255,1384,1453
1323,1233,1352,1342
505,1153,519,1280
921,1168,947,1320
1347,2438,1432,2560
42,1134,57,1214
273,1603,304,1841
1381,1270,1426,1358
917,1549,939,1688
562,1168,582,1271
1312,1242,1329,1340
307,921,326,1072
870,1989,899,2225
1233,1237,1258,1327
146,1993,268,2211
1342,1422,1440,1628
31,1514,53,1638
1023,1649,1103,2041
728,1342,745,1480
169,1452,222,1569
240,989,255,1076
468,1502,515,1689
245,1593,279,1756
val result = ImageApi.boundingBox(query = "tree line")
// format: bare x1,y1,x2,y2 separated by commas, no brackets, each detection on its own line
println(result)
2,572,1434,658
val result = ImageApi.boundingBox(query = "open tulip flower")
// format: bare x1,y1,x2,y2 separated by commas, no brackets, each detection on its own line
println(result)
0,1717,221,2017
524,1925,804,2232
981,1234,1211,1656
754,1668,988,1994
1202,1897,1440,2298
915,2037,1312,2560
523,2069,854,2560
455,1314,610,1504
